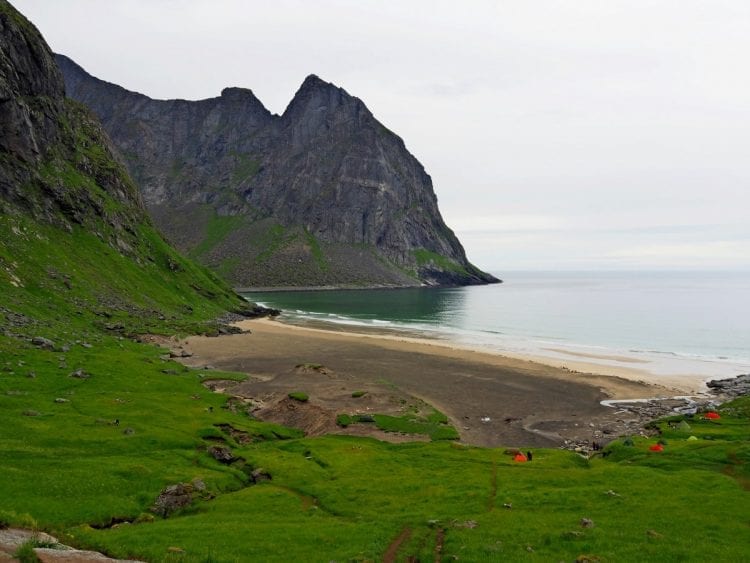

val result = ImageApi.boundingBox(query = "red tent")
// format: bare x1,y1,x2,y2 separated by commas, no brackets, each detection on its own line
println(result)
649,444,664,452
705,412,721,420
513,453,527,462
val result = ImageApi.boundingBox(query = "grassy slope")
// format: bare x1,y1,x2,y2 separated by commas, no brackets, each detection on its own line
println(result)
59,403,750,561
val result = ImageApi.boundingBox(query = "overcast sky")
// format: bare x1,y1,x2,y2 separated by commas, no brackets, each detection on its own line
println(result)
15,0,750,271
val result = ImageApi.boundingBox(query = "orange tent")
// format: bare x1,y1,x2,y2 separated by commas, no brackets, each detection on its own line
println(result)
705,412,721,420
513,453,527,462
649,443,664,452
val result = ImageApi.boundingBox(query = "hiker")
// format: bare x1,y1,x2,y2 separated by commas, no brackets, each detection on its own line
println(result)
526,451,533,461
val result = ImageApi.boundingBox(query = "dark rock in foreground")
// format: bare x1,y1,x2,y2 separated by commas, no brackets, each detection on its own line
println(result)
151,483,193,518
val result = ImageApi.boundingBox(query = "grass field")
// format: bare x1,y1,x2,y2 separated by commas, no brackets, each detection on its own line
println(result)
2,325,748,562
67,408,750,561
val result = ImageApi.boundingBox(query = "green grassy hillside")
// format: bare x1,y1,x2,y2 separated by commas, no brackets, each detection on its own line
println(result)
1,370,748,562
1,2,748,561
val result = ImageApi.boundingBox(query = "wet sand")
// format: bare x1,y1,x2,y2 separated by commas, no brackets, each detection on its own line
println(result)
177,319,687,447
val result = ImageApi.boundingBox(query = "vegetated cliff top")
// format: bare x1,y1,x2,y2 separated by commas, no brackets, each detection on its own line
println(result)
56,53,500,289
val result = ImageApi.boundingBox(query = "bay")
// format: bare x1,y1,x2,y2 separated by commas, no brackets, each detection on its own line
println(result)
241,271,750,382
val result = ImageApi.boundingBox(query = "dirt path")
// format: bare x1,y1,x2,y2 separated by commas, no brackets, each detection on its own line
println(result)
383,526,412,563
433,528,445,563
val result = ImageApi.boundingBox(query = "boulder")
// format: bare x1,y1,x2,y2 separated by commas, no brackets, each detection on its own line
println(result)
0,529,58,552
151,483,193,517
35,547,143,562
251,468,272,483
31,337,55,350
207,445,235,464
706,374,750,398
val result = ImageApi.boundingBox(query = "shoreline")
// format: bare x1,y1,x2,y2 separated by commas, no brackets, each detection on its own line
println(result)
235,280,503,293
237,274,750,391
176,317,696,448
239,317,710,396
235,284,423,293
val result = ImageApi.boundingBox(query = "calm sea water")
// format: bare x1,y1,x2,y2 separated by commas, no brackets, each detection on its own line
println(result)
241,271,750,381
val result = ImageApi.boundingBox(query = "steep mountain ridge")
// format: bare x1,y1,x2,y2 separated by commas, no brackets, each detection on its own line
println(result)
56,54,499,288
0,0,249,339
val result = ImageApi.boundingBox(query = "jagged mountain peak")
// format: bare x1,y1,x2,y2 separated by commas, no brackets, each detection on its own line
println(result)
282,72,368,122
300,73,328,88
57,54,499,288
217,86,272,120
221,86,258,99
296,73,349,97
219,86,267,108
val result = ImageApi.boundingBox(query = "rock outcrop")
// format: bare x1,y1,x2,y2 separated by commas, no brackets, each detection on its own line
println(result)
0,2,143,242
707,373,750,399
0,528,143,562
56,54,499,288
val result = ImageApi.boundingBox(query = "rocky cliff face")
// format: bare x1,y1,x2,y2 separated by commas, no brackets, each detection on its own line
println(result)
0,2,144,238
0,0,245,325
56,54,499,288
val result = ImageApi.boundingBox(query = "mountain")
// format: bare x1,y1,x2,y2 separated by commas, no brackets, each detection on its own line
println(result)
56,54,500,288
0,0,295,546
0,0,252,339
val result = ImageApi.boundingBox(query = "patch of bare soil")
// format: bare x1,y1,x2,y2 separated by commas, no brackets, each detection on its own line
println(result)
177,320,679,447
256,397,337,436
383,527,412,563
215,365,440,442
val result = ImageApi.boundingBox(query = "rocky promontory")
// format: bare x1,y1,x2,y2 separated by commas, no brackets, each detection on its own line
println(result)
56,55,499,288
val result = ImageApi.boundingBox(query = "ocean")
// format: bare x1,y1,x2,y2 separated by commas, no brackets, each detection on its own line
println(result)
241,271,750,385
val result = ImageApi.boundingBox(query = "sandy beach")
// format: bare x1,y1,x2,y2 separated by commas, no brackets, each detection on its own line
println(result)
170,318,705,448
